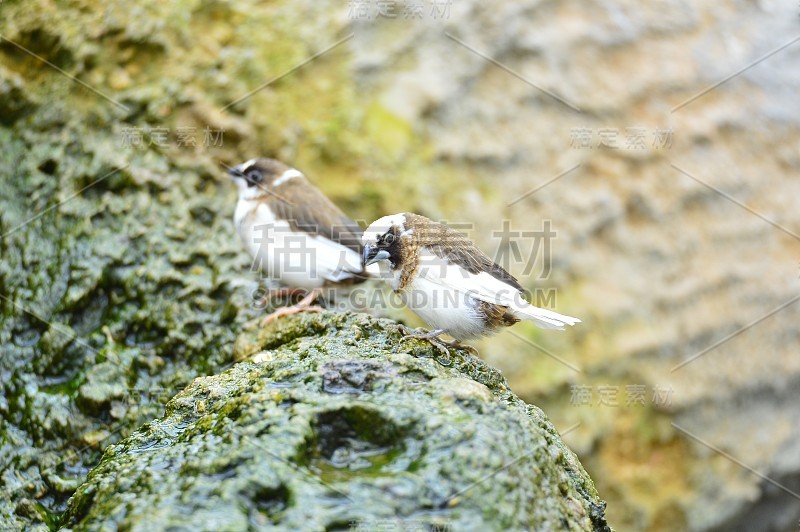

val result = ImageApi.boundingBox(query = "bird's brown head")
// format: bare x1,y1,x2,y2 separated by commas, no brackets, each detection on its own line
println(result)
228,158,300,199
362,213,413,271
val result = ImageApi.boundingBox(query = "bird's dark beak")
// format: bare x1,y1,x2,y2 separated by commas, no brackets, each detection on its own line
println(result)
228,166,243,179
363,243,390,267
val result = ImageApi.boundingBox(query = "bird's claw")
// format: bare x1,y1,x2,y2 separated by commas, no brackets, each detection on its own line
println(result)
398,325,465,362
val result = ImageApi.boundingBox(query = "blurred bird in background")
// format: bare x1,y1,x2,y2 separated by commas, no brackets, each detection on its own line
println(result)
228,157,371,323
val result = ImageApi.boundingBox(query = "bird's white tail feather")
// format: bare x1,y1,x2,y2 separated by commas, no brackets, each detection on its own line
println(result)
512,304,581,331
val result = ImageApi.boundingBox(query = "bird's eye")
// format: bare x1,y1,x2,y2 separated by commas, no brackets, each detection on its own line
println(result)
246,169,263,183
384,233,395,244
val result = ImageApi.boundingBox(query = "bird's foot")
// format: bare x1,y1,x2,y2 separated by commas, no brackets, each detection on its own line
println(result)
439,338,479,356
398,325,445,340
398,326,453,360
261,289,324,326
397,325,479,358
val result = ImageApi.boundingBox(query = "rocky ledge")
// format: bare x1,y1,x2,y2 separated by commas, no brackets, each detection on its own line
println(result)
61,312,610,530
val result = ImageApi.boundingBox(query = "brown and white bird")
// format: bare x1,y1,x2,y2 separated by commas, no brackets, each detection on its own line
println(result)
362,213,580,347
228,158,369,321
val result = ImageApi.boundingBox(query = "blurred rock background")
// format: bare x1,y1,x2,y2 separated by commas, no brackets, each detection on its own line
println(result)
1,0,799,530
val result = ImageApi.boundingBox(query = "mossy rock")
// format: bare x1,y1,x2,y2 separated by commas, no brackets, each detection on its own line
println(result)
61,312,609,531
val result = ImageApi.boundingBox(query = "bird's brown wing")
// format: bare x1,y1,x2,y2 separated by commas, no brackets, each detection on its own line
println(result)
404,212,525,292
267,178,363,253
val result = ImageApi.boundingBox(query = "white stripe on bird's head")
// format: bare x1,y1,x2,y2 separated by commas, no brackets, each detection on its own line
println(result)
234,159,257,174
362,213,408,244
272,168,304,187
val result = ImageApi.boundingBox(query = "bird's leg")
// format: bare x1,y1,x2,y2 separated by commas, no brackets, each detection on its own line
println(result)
261,288,325,326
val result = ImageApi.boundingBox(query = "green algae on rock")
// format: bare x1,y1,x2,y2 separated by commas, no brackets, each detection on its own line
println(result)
61,312,610,531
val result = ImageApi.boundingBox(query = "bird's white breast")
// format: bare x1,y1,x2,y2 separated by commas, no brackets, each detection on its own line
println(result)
400,275,488,340
391,250,490,340
234,198,267,230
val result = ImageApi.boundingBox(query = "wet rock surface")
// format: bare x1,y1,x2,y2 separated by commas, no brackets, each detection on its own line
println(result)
61,312,610,531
